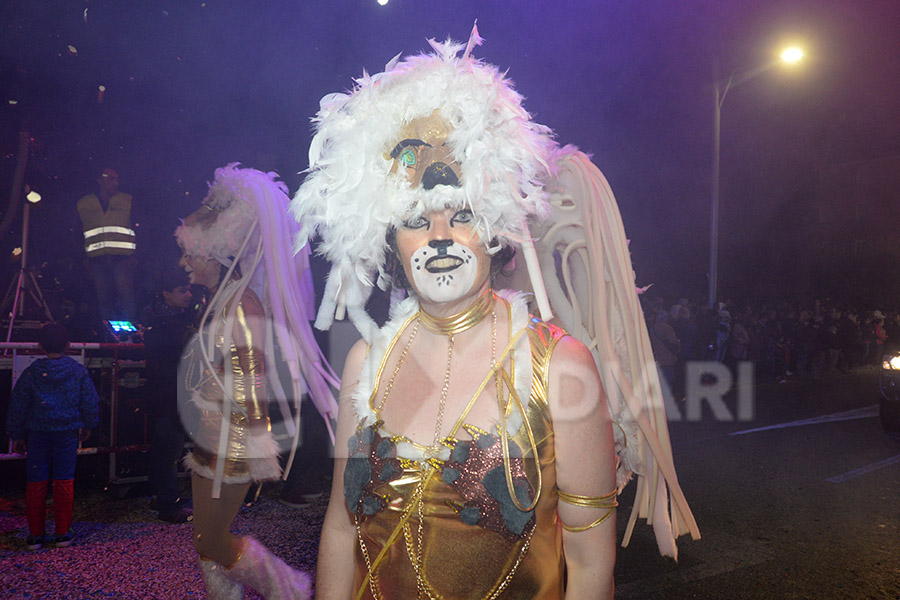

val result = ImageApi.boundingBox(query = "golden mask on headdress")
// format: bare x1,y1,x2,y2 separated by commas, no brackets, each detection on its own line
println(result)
387,111,461,190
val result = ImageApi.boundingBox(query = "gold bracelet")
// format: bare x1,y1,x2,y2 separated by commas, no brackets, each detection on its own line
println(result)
558,488,618,509
557,488,617,532
560,508,615,532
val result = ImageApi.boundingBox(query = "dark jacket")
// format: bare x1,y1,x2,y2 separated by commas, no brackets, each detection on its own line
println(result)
6,357,100,440
141,297,195,421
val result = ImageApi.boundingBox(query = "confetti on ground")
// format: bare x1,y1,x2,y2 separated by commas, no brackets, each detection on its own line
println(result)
0,485,326,600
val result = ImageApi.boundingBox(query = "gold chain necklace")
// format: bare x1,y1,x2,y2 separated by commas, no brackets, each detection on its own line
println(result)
403,311,506,600
371,318,451,457
423,290,493,454
375,290,496,429
428,333,455,455
376,319,420,412
359,297,532,600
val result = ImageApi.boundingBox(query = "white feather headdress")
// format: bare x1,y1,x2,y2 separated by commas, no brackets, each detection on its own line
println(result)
291,28,557,340
175,163,274,264
175,164,339,497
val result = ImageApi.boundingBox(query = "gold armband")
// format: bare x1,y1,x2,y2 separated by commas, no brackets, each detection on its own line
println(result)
558,488,618,532
558,489,617,508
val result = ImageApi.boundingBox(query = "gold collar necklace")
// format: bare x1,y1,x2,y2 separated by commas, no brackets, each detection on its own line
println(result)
418,289,495,336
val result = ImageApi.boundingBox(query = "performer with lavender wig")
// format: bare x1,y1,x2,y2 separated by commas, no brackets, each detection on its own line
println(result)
176,164,338,600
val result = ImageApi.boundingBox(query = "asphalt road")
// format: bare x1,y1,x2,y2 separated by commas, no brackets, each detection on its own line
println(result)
613,367,900,599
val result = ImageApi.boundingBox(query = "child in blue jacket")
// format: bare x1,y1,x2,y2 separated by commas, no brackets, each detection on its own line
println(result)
6,323,100,550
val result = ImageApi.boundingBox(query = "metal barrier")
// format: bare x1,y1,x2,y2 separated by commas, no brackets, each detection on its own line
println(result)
0,342,151,485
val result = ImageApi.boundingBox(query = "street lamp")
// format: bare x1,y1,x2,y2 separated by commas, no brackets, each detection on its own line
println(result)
708,47,805,308
781,47,804,63
2,184,53,342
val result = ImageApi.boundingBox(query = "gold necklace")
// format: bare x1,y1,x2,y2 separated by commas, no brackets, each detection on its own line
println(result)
423,290,494,454
418,289,494,335
372,318,451,444
371,316,450,456
376,319,420,412
376,290,496,439
360,299,532,600
404,311,510,600
428,332,455,455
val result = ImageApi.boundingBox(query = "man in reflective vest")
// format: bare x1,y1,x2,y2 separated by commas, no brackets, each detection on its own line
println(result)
77,168,137,321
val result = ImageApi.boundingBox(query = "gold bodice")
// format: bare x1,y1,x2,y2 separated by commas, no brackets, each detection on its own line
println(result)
181,287,270,479
348,319,567,600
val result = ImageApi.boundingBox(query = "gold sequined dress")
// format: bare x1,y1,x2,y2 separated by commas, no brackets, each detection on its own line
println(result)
179,285,281,483
345,291,567,599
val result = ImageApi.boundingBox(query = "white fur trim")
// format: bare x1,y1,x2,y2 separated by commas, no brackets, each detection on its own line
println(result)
247,430,283,481
495,289,533,435
396,440,449,462
351,295,420,425
181,429,282,484
246,428,280,460
182,453,252,485
199,558,244,600
198,557,244,600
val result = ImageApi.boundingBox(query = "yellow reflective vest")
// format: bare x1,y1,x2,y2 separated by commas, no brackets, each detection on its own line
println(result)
77,193,136,257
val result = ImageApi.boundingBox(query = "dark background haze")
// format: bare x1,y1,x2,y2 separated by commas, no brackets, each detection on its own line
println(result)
2,0,899,307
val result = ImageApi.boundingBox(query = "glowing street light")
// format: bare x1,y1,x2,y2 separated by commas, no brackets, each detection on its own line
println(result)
780,47,804,64
26,190,41,203
708,47,805,308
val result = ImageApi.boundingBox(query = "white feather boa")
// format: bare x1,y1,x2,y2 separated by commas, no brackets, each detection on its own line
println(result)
292,33,557,338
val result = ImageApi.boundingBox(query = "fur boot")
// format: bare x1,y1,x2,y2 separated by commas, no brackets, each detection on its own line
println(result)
227,536,311,600
199,557,244,600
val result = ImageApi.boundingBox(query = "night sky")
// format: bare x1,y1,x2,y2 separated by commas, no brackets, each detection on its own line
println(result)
2,0,899,307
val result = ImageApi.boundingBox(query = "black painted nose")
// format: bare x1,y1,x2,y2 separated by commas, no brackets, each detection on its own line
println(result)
429,239,453,254
422,162,460,190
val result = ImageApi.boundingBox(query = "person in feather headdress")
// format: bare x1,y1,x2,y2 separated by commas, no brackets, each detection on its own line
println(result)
293,27,622,599
176,164,338,600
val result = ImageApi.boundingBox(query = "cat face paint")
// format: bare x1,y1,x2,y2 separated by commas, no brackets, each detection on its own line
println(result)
395,208,490,305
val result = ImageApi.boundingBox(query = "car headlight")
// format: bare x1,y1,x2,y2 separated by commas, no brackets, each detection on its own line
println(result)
882,354,900,370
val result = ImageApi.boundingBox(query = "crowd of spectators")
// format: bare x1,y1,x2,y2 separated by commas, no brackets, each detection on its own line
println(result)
643,295,900,384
